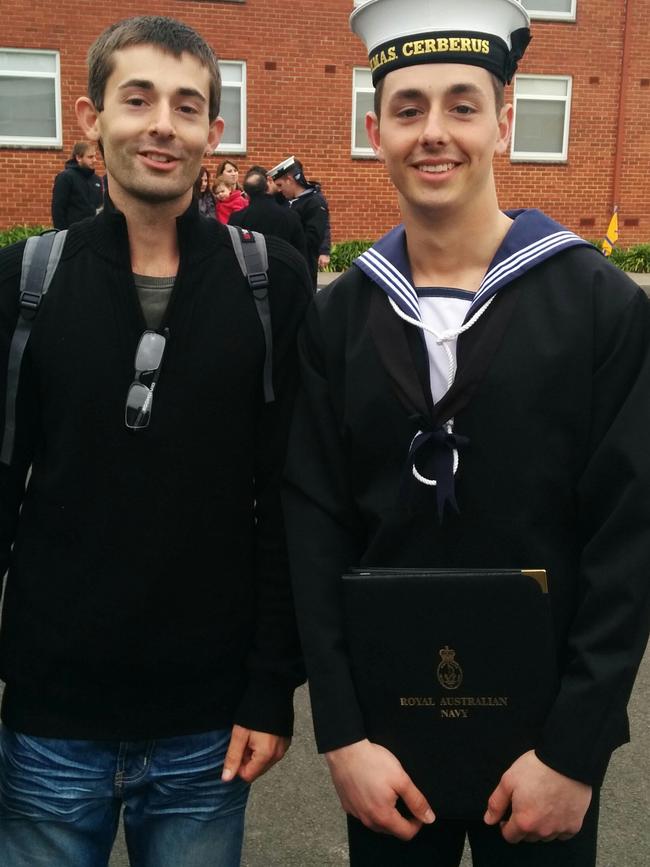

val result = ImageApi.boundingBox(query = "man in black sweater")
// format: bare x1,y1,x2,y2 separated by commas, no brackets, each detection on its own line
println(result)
229,167,308,264
51,140,104,228
0,16,310,867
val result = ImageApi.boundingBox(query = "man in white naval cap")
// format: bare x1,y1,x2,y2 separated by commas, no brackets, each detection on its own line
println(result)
283,0,650,864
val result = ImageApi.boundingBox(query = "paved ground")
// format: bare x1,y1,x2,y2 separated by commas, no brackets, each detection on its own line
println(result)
103,649,650,866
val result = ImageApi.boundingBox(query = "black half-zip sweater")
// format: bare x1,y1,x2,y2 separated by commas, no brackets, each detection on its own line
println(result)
0,197,312,740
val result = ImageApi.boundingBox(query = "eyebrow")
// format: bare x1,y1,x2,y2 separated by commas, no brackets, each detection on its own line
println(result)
388,82,486,103
118,79,206,103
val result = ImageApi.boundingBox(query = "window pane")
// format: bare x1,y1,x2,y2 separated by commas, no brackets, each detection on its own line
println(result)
517,78,568,97
0,50,56,73
354,68,372,89
354,90,374,150
514,99,565,153
220,85,242,146
0,77,56,137
521,0,572,12
220,62,242,84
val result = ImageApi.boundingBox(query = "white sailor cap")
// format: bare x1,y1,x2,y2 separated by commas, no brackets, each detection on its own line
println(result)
350,0,531,86
268,155,309,185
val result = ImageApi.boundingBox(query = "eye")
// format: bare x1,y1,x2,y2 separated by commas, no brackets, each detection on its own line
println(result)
125,97,146,107
179,104,200,115
453,104,477,116
396,106,421,119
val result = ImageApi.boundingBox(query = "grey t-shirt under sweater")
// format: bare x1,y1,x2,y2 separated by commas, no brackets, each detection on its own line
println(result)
133,274,175,330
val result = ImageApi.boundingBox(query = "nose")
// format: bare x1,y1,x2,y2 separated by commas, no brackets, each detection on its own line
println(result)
419,108,450,148
148,102,176,139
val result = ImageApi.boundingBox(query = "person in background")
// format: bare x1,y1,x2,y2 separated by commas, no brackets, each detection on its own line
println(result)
229,167,308,263
217,159,243,192
214,173,247,224
194,166,216,218
51,140,104,229
269,156,329,290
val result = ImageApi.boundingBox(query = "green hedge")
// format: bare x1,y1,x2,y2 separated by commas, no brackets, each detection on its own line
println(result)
0,225,52,248
332,237,650,273
326,239,374,272
2,227,649,273
588,240,650,273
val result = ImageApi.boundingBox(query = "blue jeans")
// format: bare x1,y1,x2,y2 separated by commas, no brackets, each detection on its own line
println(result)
0,725,250,867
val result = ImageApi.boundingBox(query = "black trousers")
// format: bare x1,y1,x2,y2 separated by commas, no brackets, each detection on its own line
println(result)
348,793,599,867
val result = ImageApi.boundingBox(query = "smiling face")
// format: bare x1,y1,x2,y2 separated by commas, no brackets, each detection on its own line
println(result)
366,64,512,222
76,44,223,214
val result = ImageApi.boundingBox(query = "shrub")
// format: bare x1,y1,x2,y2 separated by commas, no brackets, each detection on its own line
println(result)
327,239,374,272
0,225,51,248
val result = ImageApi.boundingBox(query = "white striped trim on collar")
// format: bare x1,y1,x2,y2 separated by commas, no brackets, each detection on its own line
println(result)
473,231,583,307
360,247,422,321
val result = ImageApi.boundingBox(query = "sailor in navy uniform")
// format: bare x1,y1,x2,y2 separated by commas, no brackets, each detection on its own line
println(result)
268,156,330,290
283,0,650,864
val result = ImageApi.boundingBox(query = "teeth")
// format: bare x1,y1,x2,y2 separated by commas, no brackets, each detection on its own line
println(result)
147,153,172,163
418,163,456,174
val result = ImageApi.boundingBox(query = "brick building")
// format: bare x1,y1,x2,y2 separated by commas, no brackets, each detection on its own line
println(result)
1,0,648,244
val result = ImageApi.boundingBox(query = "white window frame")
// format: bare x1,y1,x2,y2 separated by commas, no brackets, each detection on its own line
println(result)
511,74,572,163
520,0,576,22
215,60,246,155
351,67,375,158
0,48,62,147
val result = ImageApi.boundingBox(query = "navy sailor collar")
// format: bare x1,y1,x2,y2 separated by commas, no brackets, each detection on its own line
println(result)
354,209,591,324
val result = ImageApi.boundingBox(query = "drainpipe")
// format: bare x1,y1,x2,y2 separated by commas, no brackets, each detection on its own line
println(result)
611,0,633,212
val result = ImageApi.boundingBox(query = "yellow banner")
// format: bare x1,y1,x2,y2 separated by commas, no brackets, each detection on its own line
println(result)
602,209,619,257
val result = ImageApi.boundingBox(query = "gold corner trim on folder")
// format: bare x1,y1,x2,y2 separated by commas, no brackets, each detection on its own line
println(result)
522,569,548,594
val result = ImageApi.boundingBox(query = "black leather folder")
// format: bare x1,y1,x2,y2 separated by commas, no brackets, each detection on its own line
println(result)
342,568,558,820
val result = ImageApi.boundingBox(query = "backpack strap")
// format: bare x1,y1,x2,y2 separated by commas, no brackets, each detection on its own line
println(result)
226,224,275,403
0,230,67,465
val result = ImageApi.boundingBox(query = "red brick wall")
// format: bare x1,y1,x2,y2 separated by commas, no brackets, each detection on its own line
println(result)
1,0,647,245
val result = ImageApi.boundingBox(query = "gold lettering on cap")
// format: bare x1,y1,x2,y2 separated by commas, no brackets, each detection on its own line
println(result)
448,37,461,51
482,39,490,54
460,38,471,52
437,37,449,52
402,41,414,57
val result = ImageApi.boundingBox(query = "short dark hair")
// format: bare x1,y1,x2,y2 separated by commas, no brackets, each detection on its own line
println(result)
87,16,221,121
373,72,505,118
243,171,268,198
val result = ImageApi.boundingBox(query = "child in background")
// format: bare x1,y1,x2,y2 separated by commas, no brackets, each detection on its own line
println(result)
213,174,246,224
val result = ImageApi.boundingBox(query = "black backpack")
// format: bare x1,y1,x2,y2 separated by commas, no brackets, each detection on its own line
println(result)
0,225,274,466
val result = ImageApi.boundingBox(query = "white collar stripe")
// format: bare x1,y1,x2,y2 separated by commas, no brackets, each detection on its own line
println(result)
365,248,419,303
476,234,582,301
476,231,581,299
359,251,422,319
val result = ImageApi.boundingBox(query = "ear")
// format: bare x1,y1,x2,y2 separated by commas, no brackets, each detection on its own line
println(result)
365,111,384,161
75,96,101,142
495,103,514,156
206,116,225,155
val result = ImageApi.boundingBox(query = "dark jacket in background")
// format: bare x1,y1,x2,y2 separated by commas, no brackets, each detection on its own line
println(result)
51,159,103,229
289,188,329,289
229,195,308,265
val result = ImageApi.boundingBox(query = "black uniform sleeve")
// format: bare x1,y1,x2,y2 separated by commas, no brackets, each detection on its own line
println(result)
283,297,368,752
536,277,650,785
233,243,312,737
302,196,329,264
0,243,38,603
51,172,71,229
